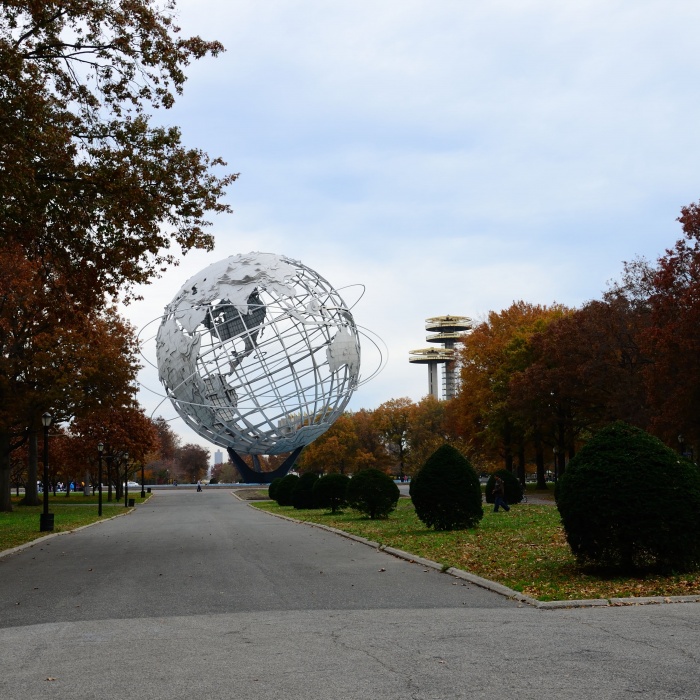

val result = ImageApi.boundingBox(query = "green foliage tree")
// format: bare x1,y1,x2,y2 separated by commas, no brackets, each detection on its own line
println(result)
556,422,700,572
346,469,399,519
292,472,320,509
313,473,350,513
410,444,483,530
275,474,299,507
485,469,524,505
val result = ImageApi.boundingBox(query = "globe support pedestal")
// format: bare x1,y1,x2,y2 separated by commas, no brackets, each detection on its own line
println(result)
228,447,303,484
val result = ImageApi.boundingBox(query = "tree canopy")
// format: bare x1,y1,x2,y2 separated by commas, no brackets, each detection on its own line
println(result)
0,1,234,510
0,0,235,301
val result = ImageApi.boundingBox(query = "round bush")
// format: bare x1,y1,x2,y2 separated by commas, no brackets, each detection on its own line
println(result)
410,444,483,530
485,470,523,505
292,472,320,509
275,474,299,506
556,422,700,572
313,473,350,513
268,477,283,501
347,469,399,519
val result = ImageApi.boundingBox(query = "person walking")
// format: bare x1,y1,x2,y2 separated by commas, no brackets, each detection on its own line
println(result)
492,476,510,512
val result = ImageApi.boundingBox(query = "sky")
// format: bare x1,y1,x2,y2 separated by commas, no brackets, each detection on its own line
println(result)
124,0,700,460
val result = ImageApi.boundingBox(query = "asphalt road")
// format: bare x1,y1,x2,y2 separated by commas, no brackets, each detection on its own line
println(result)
2,489,700,699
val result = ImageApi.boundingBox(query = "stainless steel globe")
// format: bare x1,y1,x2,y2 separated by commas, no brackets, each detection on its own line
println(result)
156,252,361,460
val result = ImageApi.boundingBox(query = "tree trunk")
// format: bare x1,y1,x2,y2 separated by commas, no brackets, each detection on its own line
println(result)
534,431,547,489
503,422,513,471
0,432,13,512
22,430,40,505
517,445,526,485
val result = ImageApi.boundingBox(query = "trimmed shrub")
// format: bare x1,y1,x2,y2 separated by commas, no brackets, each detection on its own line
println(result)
485,470,524,505
292,472,320,509
410,444,483,530
268,477,283,501
275,474,299,506
556,422,700,572
347,469,399,519
313,473,350,513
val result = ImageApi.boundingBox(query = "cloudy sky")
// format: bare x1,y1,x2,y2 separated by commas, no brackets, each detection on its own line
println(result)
125,0,700,457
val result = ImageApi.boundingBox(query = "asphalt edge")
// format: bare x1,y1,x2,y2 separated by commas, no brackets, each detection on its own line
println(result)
248,500,700,610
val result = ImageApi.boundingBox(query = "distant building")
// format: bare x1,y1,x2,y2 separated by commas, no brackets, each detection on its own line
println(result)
214,449,224,465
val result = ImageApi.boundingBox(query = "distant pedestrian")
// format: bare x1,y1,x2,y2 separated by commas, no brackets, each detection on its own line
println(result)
492,476,510,512
197,480,202,492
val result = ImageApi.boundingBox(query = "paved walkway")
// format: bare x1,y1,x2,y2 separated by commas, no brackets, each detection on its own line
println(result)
1,490,700,699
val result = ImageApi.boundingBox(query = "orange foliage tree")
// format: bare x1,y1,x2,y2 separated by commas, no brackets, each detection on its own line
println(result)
629,201,700,450
0,1,234,510
450,303,567,480
69,406,159,501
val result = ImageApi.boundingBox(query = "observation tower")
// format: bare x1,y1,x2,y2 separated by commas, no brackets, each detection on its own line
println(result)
409,315,472,400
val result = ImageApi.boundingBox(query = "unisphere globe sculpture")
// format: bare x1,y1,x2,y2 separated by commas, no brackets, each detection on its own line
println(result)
156,252,361,482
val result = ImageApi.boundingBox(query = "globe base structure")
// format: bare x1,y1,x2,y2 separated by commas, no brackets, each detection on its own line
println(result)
228,447,303,484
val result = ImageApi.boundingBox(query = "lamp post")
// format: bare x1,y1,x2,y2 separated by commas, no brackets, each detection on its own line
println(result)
40,412,54,532
553,446,559,483
141,461,146,498
97,442,104,516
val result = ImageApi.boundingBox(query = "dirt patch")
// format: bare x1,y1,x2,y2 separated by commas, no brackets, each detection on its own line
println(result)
233,488,271,501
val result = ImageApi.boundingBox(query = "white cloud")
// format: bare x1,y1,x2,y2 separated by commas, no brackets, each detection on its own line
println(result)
126,0,700,452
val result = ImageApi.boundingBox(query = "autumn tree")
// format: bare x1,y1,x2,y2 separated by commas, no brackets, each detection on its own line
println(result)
297,411,388,475
451,302,566,485
510,295,650,480
176,443,210,483
145,416,181,483
374,398,414,479
70,404,159,501
0,2,233,509
631,202,700,449
297,413,359,475
405,395,450,474
0,247,143,509
1,1,235,302
210,460,242,484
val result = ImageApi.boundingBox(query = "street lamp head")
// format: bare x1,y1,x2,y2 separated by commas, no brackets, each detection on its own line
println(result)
98,442,104,453
42,412,52,428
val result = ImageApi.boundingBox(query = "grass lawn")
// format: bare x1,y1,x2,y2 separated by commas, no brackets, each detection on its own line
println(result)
0,493,149,551
254,498,700,602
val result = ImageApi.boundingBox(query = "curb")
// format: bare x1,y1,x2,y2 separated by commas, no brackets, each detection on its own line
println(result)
250,503,700,610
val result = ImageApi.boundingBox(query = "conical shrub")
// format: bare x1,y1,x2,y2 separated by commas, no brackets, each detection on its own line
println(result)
556,422,700,572
410,444,483,530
